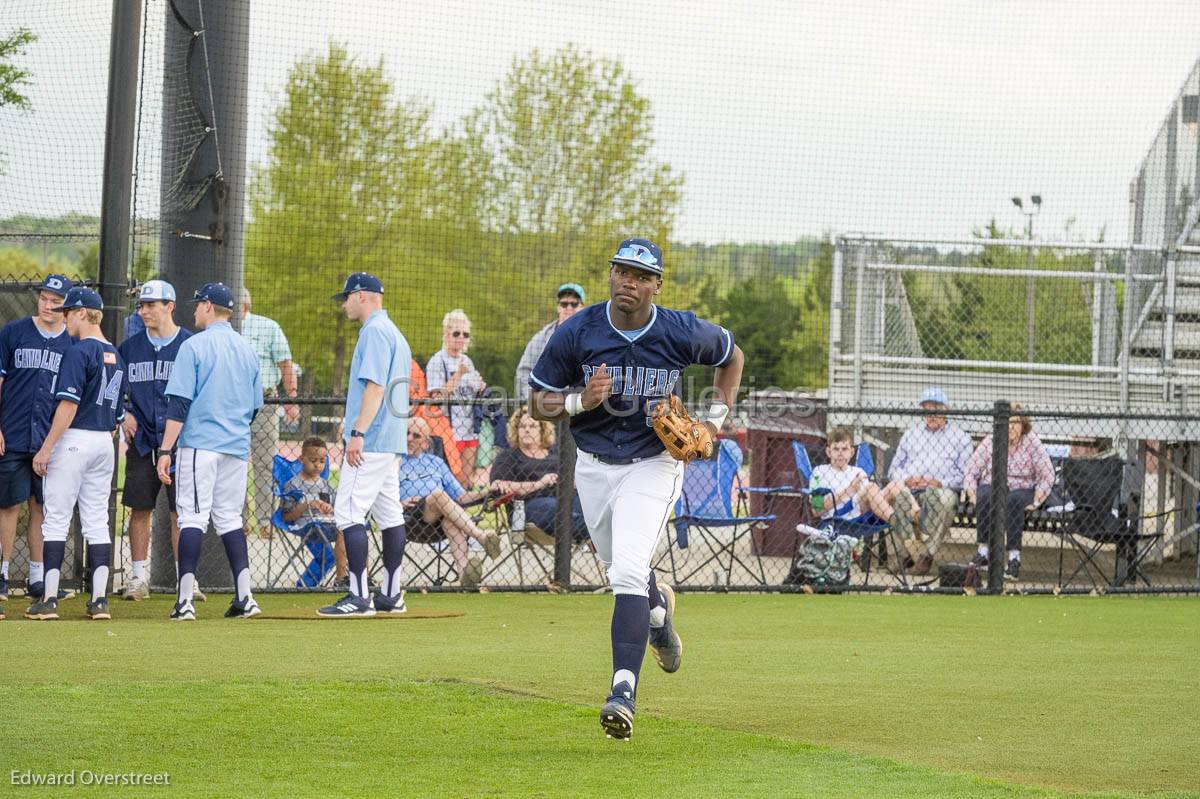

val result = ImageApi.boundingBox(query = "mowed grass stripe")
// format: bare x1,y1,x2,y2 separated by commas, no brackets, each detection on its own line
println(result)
9,678,1081,799
3,593,1197,796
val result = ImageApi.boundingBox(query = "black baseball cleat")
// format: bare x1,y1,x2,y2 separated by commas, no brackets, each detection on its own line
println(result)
316,593,376,617
373,592,407,614
25,597,59,620
648,583,682,673
0,575,9,601
224,597,262,619
969,552,989,568
86,598,111,620
1004,557,1021,581
600,682,637,741
25,581,75,602
170,600,196,621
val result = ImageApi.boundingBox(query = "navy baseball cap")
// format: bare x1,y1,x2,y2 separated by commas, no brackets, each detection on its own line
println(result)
333,272,384,301
32,274,73,297
609,238,663,275
189,282,235,310
52,287,103,312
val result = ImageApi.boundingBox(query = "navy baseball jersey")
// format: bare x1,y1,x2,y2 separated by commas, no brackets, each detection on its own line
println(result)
0,317,73,452
55,338,127,432
530,302,734,460
118,327,192,456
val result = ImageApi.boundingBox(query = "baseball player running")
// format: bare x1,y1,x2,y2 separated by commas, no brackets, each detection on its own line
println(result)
26,288,127,621
157,283,263,621
317,273,411,617
0,274,76,605
530,238,744,741
118,279,202,601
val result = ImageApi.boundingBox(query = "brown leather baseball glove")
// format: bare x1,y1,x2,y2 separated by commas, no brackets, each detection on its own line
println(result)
652,395,714,462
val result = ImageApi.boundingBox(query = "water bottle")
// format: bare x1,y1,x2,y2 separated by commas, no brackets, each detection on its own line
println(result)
510,499,526,544
810,475,824,515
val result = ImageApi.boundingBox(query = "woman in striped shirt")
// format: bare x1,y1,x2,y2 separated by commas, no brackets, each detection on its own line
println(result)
962,405,1055,581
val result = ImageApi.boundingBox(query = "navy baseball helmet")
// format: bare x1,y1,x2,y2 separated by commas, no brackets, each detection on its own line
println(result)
32,274,73,297
52,287,103,312
189,282,235,310
609,238,663,276
332,272,384,301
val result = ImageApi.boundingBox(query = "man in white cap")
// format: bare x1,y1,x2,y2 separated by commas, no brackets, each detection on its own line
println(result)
884,387,973,575
118,279,201,601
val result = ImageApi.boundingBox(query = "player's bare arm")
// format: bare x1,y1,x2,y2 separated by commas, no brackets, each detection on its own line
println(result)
531,363,611,422
346,380,384,468
157,419,184,484
706,344,745,436
32,400,79,476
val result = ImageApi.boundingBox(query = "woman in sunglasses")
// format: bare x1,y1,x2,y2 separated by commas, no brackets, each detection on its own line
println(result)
426,309,485,486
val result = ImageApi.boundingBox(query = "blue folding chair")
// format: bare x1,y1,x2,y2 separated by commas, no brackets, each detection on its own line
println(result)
265,454,337,588
657,438,776,587
791,440,907,583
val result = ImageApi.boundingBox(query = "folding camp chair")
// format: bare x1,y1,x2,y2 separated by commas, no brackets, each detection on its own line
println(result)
657,438,775,587
265,454,337,589
1057,457,1163,588
789,440,908,585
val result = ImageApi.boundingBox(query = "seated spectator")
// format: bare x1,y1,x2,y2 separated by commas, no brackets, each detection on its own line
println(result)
426,309,486,486
883,387,974,575
409,356,463,481
811,427,896,526
280,437,344,588
490,406,588,543
400,417,500,587
963,403,1055,581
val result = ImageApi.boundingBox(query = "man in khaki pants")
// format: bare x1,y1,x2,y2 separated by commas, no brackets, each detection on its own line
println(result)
884,388,973,575
238,288,298,536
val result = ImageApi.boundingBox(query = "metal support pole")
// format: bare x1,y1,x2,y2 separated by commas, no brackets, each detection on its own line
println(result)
828,237,844,391
1164,255,1178,403
852,245,866,422
552,421,577,588
1091,251,1103,372
99,0,144,594
1119,245,1136,415
987,401,1010,593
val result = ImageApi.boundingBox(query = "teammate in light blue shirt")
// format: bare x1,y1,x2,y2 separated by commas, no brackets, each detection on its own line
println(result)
158,282,263,621
164,294,263,459
318,272,412,617
343,305,411,454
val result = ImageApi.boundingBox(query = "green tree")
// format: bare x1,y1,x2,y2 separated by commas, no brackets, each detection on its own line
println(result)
0,28,35,110
245,43,440,390
0,27,36,176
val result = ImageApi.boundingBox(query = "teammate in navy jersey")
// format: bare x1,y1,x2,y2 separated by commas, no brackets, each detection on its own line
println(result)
26,288,128,621
118,280,195,602
0,274,74,604
530,238,744,740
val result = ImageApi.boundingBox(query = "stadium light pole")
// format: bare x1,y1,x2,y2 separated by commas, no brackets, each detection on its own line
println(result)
1012,195,1042,364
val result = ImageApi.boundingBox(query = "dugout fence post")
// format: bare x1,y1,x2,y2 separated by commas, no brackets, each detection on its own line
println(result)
552,421,576,587
987,401,1010,593
98,0,144,596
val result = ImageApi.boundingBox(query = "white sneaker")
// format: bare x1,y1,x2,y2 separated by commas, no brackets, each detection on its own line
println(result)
124,576,150,601
192,583,207,602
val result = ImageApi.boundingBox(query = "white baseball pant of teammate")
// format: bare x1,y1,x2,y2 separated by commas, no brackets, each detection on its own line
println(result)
574,450,683,594
175,447,250,534
41,429,115,550
333,452,405,592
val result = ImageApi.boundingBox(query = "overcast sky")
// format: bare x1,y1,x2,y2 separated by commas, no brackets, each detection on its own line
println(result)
2,0,1199,244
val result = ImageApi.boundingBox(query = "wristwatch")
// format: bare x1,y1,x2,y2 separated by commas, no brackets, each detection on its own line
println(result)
350,429,365,439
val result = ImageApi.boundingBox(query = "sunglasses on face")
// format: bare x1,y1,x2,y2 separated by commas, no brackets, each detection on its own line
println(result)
558,300,580,308
615,244,659,267
450,331,471,339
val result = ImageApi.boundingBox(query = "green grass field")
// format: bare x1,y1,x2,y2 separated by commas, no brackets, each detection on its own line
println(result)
2,593,1197,798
